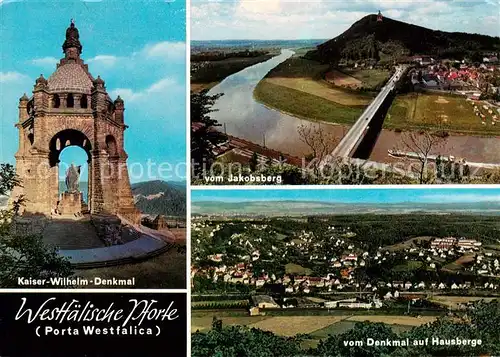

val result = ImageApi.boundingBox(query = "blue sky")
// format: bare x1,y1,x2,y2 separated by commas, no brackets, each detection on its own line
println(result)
0,0,186,182
192,188,500,204
191,0,500,40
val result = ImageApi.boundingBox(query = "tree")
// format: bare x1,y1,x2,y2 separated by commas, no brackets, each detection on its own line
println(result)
396,119,448,184
0,164,72,287
191,325,303,357
249,152,259,172
297,122,337,178
191,90,227,178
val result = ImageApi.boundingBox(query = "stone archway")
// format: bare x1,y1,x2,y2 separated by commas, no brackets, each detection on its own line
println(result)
11,21,140,224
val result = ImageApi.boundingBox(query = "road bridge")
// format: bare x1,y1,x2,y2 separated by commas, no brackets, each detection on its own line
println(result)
319,65,408,167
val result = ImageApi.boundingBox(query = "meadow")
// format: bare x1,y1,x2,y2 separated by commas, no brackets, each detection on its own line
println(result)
384,93,500,135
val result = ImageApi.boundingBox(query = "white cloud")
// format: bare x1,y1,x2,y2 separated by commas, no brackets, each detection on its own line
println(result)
0,71,29,83
84,42,185,73
30,57,59,67
141,41,186,62
87,55,119,67
109,77,181,102
192,0,500,39
238,0,282,14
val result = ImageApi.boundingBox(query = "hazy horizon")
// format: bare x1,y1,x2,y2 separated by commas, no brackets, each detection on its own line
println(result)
192,2,500,41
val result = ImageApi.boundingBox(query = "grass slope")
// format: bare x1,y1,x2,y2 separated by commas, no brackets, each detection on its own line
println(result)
385,93,500,135
254,80,364,125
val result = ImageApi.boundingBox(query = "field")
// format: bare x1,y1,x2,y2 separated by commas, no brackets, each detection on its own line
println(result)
325,69,363,88
249,316,346,336
264,77,371,106
347,315,436,326
442,254,475,272
253,56,393,125
393,260,423,272
191,313,433,343
343,68,391,88
384,93,500,135
430,296,498,309
265,57,329,79
285,263,313,275
254,81,364,125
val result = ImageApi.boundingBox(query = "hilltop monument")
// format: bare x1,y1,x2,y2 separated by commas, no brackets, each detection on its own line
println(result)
11,21,140,223
377,10,383,22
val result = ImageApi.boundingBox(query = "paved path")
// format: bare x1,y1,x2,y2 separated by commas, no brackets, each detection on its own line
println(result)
60,234,169,267
43,217,104,249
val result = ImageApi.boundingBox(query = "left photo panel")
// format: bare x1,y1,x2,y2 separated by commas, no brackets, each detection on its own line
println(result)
0,0,187,289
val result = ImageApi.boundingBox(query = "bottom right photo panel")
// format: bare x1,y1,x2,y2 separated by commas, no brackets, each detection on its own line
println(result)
191,187,500,357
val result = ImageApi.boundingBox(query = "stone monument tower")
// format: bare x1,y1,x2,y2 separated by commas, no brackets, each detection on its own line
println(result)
11,21,140,224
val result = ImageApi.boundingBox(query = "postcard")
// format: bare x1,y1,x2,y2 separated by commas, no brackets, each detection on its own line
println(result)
191,187,500,356
0,0,187,289
190,0,500,185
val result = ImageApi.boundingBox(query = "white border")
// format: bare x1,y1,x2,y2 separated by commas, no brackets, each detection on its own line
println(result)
192,184,500,190
1,289,187,293
185,0,192,355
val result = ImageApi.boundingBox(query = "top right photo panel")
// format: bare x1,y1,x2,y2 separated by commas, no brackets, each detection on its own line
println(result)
190,0,500,186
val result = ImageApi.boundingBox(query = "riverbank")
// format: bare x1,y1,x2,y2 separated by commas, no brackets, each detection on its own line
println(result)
191,53,276,93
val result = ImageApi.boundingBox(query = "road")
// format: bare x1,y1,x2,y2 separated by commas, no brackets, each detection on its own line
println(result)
319,65,407,167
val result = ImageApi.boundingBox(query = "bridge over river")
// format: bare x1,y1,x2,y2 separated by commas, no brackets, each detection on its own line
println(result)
319,65,409,168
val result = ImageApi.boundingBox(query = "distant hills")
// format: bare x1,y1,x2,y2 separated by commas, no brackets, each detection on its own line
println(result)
132,180,186,217
57,180,186,217
192,200,500,216
306,14,500,63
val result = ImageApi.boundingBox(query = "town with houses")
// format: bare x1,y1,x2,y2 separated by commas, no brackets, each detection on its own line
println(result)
192,218,500,313
409,54,500,121
410,53,499,95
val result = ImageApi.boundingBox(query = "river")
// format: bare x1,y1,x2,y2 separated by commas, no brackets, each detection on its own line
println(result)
208,50,500,165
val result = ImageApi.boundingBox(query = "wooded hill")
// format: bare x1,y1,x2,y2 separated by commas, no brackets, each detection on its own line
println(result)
306,14,500,63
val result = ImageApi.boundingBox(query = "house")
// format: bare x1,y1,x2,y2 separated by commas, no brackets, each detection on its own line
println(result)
208,254,224,262
393,281,404,289
438,282,446,289
324,298,355,308
255,278,266,287
251,295,280,309
343,254,358,262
